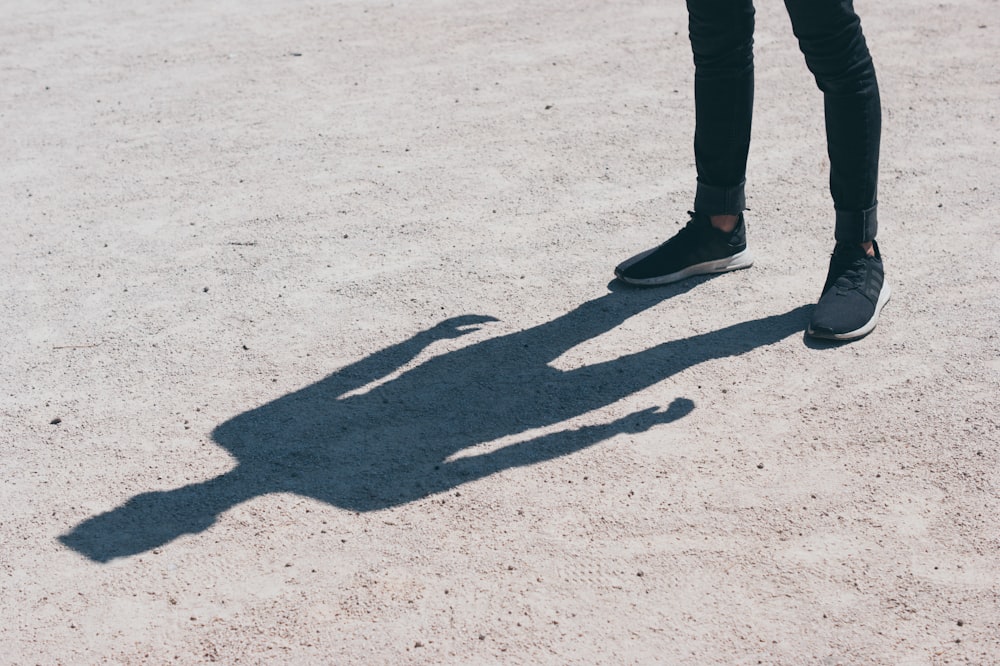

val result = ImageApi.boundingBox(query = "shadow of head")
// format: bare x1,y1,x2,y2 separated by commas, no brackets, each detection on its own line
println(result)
58,485,221,563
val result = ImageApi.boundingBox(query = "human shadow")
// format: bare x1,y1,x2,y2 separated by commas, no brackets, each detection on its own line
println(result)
61,281,810,562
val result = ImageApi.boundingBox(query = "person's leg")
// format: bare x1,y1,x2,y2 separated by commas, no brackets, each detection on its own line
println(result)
784,0,880,247
689,0,756,223
615,0,756,285
784,0,889,339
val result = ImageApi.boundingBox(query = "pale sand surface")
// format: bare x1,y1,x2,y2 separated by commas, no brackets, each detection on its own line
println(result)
2,0,999,663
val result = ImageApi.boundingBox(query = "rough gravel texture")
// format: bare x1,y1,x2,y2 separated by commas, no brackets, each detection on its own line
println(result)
3,0,999,663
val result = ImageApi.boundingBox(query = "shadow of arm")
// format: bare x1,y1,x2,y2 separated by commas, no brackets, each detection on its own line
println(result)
441,398,694,481
330,315,498,398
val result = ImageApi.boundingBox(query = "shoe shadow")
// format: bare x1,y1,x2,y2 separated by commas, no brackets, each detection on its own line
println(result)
60,280,810,562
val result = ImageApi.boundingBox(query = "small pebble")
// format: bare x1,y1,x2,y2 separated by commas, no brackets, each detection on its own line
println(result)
757,462,764,469
50,417,62,425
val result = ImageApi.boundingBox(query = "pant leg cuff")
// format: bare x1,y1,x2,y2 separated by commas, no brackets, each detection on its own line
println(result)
834,204,878,244
694,180,746,216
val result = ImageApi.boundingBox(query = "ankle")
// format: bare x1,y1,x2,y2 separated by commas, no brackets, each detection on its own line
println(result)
860,241,874,257
709,214,739,233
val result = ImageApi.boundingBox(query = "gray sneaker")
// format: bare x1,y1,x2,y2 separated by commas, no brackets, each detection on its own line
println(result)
807,240,890,341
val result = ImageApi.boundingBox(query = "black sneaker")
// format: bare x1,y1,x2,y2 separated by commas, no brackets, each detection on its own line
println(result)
807,240,890,341
615,212,753,286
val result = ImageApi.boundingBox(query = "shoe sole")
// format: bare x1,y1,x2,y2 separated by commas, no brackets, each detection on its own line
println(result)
615,249,754,286
806,279,892,341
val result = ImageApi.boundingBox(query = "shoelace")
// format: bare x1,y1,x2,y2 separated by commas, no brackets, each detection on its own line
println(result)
656,213,701,249
676,211,706,237
830,251,867,294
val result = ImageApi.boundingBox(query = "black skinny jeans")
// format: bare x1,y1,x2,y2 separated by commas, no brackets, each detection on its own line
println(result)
687,0,881,243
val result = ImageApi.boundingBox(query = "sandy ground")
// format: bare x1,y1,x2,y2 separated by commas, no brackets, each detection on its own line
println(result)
3,0,999,663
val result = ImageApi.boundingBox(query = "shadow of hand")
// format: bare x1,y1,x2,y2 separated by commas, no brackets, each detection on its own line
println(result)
427,315,499,340
617,399,696,433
